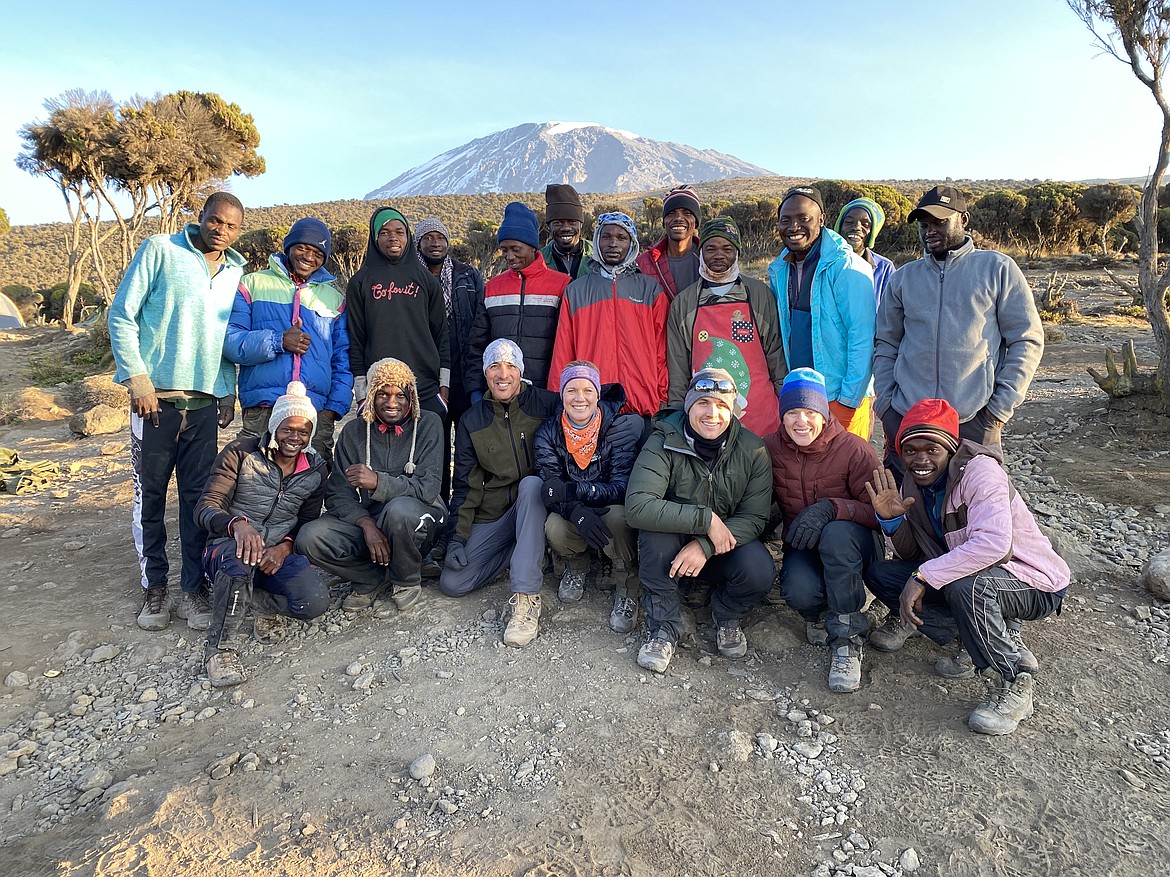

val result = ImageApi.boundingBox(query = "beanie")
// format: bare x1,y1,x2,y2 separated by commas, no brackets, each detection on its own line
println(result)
483,338,525,376
896,398,961,455
699,217,743,252
283,217,332,262
684,367,741,417
779,368,830,419
269,381,318,444
373,207,408,234
361,358,422,475
544,184,585,223
497,202,540,249
558,362,601,397
414,217,450,243
662,185,701,224
834,198,886,249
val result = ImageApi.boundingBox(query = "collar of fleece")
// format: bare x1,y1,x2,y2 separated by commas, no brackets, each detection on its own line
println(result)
591,216,641,278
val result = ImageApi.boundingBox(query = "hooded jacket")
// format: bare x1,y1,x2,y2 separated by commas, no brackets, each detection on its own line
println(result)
533,384,634,519
625,408,772,558
345,207,450,401
763,414,879,534
636,235,701,302
767,228,876,409
225,253,353,416
195,435,327,546
465,251,568,395
548,221,669,417
448,382,562,542
873,236,1043,423
890,441,1070,593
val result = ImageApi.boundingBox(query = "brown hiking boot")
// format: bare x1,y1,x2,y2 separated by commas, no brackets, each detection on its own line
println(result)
206,650,248,688
253,613,285,644
503,593,541,647
137,586,173,631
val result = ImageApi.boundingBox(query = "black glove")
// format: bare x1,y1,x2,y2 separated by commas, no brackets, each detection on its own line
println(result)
446,542,469,570
542,478,576,506
609,413,644,452
785,499,836,551
571,504,612,552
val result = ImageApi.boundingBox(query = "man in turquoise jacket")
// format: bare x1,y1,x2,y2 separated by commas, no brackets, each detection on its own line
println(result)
108,192,246,634
767,185,876,441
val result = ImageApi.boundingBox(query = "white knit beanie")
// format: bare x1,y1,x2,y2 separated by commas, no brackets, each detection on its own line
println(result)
268,381,317,447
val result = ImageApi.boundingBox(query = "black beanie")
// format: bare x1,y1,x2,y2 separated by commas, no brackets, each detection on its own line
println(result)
545,184,585,223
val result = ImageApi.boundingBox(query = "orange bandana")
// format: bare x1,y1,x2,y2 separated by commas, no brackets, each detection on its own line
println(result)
562,410,600,471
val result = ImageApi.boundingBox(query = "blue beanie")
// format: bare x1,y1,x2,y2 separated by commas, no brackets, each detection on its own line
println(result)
497,202,540,250
780,368,830,419
284,217,332,262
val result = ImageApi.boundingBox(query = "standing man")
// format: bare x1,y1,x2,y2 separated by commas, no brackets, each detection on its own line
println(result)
225,217,352,463
108,192,246,632
625,369,774,673
296,358,446,614
540,184,594,279
548,211,669,417
834,197,896,307
637,185,701,302
466,202,569,398
767,185,876,440
873,185,1044,478
666,217,787,437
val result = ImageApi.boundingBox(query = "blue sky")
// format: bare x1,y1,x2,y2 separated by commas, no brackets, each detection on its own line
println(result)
0,0,1157,225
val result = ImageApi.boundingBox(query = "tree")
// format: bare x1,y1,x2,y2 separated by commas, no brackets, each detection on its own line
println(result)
1069,0,1170,409
331,224,368,286
464,218,501,274
0,207,9,238
972,190,1030,250
1018,182,1089,256
1078,182,1139,254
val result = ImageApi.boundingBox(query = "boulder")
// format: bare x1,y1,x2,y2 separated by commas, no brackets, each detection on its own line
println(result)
1140,548,1170,602
70,404,129,437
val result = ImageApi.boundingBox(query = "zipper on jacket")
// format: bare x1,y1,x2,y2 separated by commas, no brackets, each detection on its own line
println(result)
504,408,523,479
935,260,945,394
518,273,527,338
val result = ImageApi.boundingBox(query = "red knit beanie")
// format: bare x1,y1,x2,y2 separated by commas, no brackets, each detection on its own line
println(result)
896,399,960,455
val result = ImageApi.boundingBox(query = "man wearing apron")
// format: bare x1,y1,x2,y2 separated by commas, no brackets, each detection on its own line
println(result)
666,217,787,438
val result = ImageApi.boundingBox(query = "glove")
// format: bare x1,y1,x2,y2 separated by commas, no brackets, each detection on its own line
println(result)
609,414,644,452
785,499,836,551
542,478,577,506
571,504,612,552
446,542,469,570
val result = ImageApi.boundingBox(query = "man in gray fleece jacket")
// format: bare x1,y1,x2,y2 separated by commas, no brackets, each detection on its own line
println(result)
873,185,1043,477
296,358,446,614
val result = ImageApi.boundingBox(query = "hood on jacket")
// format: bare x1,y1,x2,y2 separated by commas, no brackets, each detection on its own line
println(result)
364,205,415,267
590,212,641,277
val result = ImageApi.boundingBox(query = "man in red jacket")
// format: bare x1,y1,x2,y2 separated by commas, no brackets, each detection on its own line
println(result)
637,185,702,302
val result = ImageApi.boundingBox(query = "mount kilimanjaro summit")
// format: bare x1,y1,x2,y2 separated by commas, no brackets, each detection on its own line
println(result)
364,122,774,199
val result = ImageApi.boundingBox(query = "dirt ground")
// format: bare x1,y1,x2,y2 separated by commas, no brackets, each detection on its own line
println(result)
0,265,1168,877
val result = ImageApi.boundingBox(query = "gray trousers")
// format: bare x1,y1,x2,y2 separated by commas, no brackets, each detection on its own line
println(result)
439,475,546,597
295,496,443,594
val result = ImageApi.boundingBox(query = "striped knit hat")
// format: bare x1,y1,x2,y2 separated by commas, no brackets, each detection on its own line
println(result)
834,198,886,249
896,398,960,455
779,368,829,419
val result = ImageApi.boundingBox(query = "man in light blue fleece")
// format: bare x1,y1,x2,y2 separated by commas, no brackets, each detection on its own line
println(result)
873,185,1044,480
108,192,246,633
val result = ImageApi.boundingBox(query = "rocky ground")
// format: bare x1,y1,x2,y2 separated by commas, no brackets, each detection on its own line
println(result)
0,265,1168,877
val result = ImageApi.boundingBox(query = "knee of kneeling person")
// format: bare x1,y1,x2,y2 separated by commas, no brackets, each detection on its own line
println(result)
290,586,330,620
518,474,543,498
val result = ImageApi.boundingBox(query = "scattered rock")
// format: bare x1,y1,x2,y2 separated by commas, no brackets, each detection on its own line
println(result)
409,753,436,780
69,404,129,437
74,766,113,792
4,671,30,688
900,847,921,871
1140,549,1170,602
88,645,119,664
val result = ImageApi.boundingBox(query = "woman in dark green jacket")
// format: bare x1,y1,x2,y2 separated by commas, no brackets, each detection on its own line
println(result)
625,368,774,673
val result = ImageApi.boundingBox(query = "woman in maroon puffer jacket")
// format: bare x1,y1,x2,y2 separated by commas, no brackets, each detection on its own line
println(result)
763,368,881,694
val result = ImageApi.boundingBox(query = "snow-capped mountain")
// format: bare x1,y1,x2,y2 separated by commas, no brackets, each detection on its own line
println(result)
364,122,774,199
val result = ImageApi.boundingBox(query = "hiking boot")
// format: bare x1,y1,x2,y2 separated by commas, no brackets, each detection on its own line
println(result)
936,648,975,678
828,644,863,693
610,593,638,634
503,593,541,647
763,586,785,606
137,586,173,631
806,618,829,647
968,670,1035,735
637,636,674,673
205,650,248,688
421,554,443,579
717,624,748,659
558,566,586,603
342,587,377,612
176,587,212,631
1007,620,1039,672
253,613,285,644
392,584,422,611
868,614,920,652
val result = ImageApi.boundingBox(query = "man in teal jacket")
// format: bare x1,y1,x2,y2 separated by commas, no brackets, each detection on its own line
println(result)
767,186,876,441
108,192,246,634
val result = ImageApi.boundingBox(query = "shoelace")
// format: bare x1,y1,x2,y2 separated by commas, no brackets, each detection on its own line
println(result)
218,651,246,676
613,597,637,618
144,590,166,612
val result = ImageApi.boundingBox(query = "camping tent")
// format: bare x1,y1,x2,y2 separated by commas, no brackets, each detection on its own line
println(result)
0,292,25,330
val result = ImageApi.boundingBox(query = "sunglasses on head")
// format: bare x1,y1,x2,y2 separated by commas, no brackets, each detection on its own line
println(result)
692,378,736,394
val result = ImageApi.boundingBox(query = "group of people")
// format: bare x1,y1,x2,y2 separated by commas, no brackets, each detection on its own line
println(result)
105,179,1069,736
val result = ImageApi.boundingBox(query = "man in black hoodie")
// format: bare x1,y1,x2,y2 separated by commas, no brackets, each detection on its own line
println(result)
347,207,451,489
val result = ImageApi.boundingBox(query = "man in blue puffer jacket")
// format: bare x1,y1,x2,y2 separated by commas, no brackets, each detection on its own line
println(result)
225,218,353,462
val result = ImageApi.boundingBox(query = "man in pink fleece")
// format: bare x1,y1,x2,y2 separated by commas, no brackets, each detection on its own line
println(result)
861,399,1070,735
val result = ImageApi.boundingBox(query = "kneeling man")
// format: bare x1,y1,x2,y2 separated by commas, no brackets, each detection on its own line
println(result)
626,369,774,673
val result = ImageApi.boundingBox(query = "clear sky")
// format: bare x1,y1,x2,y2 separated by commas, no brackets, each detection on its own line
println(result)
0,0,1157,226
